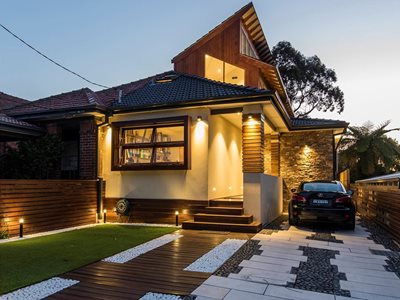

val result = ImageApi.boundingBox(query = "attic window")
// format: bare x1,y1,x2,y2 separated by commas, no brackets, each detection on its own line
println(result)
154,74,178,84
205,55,245,86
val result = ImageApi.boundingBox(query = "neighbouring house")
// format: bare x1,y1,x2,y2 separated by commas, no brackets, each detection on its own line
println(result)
0,3,348,232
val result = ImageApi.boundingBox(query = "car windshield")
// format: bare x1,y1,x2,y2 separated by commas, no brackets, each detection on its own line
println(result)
302,182,345,193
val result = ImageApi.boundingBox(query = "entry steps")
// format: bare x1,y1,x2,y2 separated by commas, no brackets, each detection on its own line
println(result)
182,198,262,233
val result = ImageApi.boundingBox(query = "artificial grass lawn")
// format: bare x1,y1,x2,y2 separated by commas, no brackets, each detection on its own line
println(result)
0,224,177,294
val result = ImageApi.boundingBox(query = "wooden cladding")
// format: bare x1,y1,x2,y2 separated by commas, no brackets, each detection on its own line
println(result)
0,180,99,237
242,113,264,173
270,134,280,176
103,198,208,224
353,183,400,243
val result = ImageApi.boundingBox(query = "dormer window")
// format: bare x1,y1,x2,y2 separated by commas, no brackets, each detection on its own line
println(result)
204,55,245,86
240,24,259,59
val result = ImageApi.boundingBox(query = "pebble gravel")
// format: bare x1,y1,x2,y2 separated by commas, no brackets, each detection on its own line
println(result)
103,234,183,263
0,277,78,300
214,240,261,277
289,246,350,297
184,239,246,273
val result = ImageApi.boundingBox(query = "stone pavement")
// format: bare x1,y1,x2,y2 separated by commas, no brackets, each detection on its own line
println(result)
192,219,400,300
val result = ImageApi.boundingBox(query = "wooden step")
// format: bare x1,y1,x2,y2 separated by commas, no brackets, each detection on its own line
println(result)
204,207,244,215
194,213,253,224
182,221,262,233
209,199,243,208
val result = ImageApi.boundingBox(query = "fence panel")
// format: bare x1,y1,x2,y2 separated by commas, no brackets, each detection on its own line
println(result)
0,180,99,237
352,181,400,242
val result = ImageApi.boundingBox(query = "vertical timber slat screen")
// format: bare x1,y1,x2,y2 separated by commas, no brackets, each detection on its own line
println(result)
0,180,99,237
353,181,400,242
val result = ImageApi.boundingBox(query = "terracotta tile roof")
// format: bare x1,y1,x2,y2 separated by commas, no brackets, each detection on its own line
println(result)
0,92,29,111
3,88,106,116
113,71,272,110
0,113,42,130
291,117,349,128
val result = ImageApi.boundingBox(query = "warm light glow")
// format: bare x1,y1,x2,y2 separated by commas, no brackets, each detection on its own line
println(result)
197,116,202,122
19,218,24,224
303,145,311,155
228,186,232,190
103,209,107,213
175,211,179,215
217,68,221,73
182,209,188,214
194,118,207,141
212,187,216,191
248,115,253,119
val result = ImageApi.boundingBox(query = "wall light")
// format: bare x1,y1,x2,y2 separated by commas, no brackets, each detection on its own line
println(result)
197,116,203,122
248,115,253,119
19,218,24,238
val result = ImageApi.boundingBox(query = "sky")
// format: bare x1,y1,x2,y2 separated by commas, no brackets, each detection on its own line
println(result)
1,0,399,140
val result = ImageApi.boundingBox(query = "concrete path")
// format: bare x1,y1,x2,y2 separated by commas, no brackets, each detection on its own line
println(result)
192,218,400,300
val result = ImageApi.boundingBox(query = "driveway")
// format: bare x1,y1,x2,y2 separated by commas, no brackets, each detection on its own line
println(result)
193,217,400,300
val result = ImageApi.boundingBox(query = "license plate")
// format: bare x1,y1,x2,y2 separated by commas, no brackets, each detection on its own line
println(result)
313,199,329,205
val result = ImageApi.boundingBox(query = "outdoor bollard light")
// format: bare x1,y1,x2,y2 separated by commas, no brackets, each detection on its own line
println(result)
19,218,24,238
175,211,179,226
103,209,107,223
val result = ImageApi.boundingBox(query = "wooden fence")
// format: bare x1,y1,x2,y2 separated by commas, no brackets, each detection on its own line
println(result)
352,177,400,242
0,180,100,237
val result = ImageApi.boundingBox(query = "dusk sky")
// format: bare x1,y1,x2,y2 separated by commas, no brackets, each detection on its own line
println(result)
1,0,399,140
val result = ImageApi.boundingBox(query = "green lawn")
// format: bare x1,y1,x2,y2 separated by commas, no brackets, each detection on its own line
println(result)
0,224,177,294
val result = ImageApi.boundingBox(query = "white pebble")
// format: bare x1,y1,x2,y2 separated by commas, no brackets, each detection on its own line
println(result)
0,277,78,300
184,239,246,272
103,234,183,263
140,292,182,300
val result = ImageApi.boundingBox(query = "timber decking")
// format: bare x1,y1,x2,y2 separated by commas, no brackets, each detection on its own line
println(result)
48,230,252,300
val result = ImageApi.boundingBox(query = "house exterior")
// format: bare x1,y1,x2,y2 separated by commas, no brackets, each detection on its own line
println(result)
0,3,348,232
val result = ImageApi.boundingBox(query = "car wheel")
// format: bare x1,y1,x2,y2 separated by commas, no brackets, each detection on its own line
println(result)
288,204,298,226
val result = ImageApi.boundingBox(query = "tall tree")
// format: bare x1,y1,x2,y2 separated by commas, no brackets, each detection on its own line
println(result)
272,41,344,117
339,121,400,181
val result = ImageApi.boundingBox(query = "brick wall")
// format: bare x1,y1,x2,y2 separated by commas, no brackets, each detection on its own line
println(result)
79,118,98,179
280,130,334,210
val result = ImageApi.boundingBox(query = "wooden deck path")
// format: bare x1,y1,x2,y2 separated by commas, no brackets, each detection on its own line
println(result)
48,230,252,300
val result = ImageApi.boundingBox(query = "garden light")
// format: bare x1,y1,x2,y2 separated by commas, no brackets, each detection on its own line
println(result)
103,209,107,223
175,211,179,226
19,218,24,238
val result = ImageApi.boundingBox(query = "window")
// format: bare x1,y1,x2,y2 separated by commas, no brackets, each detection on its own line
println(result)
240,24,259,59
111,116,191,170
205,55,245,86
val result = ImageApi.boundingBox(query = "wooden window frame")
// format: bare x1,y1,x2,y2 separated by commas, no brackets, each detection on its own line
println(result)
111,116,191,171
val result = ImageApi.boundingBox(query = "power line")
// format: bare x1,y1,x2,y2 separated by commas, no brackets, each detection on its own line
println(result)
0,22,110,89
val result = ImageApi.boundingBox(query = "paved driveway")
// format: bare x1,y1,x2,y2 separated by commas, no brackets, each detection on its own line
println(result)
193,218,400,300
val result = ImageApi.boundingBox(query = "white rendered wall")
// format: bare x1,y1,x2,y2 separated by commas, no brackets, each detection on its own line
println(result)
100,108,209,200
243,173,282,224
208,115,243,199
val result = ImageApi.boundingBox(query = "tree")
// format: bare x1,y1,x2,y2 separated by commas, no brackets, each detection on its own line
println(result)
272,41,345,118
0,135,63,179
339,121,400,181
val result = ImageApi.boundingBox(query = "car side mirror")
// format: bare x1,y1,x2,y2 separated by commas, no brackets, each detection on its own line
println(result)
347,189,354,196
291,188,297,193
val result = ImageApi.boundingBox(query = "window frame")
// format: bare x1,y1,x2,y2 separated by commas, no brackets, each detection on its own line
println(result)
111,116,191,171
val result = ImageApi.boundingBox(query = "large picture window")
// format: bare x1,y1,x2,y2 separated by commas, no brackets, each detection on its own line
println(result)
111,116,191,170
205,55,245,86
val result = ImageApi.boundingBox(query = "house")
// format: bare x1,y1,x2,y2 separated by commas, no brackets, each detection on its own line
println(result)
0,3,348,232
